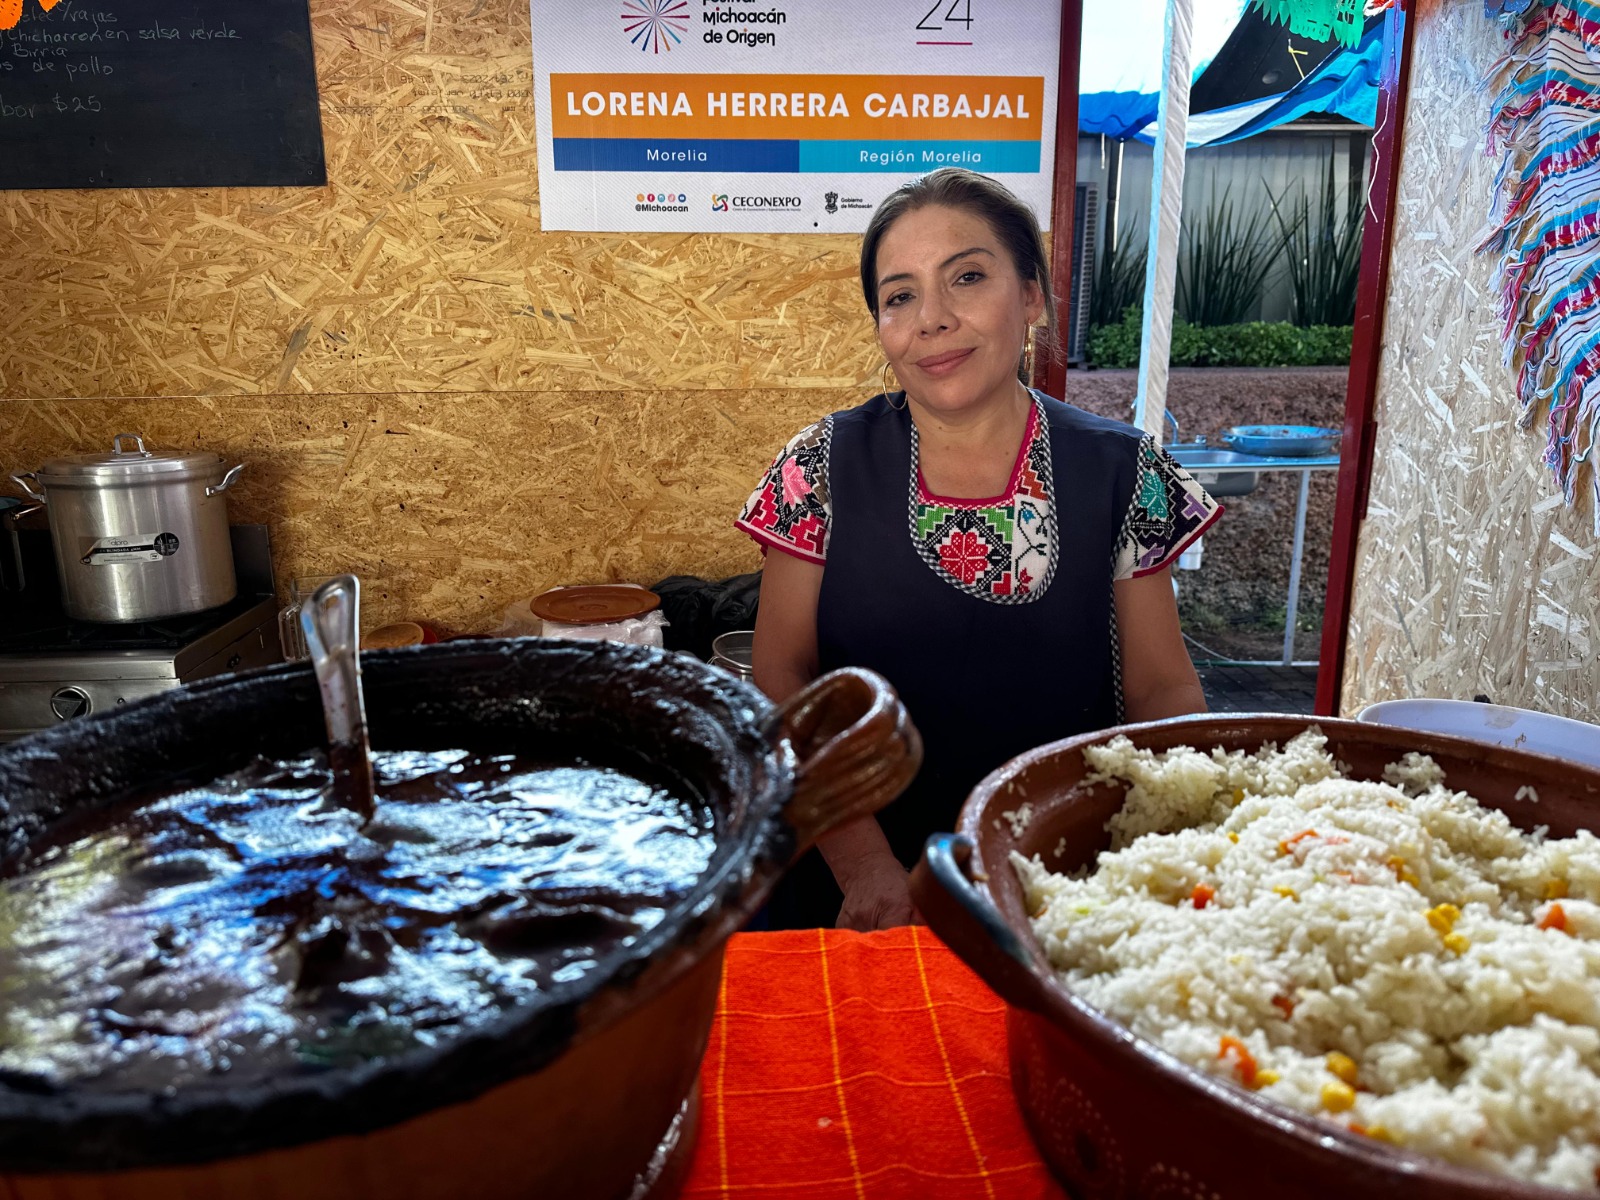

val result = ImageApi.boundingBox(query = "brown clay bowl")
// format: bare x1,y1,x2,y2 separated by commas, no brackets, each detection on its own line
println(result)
0,639,920,1200
910,714,1600,1200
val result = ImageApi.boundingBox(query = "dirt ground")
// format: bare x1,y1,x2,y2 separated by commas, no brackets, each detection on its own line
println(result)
1064,366,1346,661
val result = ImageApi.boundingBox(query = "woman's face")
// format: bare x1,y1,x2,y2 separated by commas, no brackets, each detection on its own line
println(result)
873,203,1045,418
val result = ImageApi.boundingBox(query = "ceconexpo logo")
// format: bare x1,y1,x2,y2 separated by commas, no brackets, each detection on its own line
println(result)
1,0,62,31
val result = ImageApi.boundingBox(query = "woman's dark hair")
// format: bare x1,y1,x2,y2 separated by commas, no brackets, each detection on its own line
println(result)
859,168,1060,369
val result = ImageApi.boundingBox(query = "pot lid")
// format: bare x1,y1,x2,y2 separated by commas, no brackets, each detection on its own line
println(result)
38,433,224,481
529,584,661,625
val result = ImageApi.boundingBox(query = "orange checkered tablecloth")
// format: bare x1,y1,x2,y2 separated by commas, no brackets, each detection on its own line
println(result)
680,927,1067,1200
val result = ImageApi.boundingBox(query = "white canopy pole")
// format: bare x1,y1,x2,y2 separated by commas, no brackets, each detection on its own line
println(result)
1133,0,1195,445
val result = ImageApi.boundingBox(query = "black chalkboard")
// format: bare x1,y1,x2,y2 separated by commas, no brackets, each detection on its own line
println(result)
0,0,326,189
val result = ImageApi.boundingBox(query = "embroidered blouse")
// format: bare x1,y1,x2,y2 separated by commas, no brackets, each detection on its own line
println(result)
735,393,1220,599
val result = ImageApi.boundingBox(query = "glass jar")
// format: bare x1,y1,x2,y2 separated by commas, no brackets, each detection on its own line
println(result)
278,575,343,661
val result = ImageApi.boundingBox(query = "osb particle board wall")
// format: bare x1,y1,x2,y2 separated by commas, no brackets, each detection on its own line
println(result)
1342,1,1600,720
0,0,882,631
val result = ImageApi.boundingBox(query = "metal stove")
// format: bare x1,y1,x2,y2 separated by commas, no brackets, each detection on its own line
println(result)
0,525,283,743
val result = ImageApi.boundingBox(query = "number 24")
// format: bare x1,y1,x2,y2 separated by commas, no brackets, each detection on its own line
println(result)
918,0,973,31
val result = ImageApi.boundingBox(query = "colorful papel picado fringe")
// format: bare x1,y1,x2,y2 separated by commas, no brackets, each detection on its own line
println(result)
1479,0,1600,532
1251,0,1365,48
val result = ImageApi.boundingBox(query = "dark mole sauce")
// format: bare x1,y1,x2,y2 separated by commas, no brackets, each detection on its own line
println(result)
0,749,713,1094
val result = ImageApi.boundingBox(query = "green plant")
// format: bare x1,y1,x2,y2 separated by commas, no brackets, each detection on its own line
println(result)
1261,599,1325,635
1087,305,1144,368
1090,228,1148,330
1175,185,1281,327
1175,599,1235,634
1085,307,1352,369
1269,154,1364,327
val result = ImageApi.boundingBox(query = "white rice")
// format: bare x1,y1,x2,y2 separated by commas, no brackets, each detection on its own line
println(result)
1014,728,1600,1191
1002,802,1034,838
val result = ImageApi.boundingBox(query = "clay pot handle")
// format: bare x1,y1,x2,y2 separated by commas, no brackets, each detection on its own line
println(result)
910,833,1055,1016
775,667,922,857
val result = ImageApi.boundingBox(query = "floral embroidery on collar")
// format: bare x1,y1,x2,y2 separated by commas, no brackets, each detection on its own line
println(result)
905,394,1056,604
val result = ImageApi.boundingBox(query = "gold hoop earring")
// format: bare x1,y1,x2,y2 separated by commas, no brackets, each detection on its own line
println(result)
882,361,906,409
1020,327,1036,386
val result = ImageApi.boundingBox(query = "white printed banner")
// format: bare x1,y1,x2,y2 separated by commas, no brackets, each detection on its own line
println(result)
532,1,1062,232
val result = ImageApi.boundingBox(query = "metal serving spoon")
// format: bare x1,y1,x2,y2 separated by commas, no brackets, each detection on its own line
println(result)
300,574,376,821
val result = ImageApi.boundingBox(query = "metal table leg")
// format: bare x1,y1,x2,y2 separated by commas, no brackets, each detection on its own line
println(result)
1282,469,1312,666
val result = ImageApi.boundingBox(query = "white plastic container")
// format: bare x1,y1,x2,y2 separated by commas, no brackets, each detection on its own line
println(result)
497,586,667,647
1357,698,1600,769
539,612,667,646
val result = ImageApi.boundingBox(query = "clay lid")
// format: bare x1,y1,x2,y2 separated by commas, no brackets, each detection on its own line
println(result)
362,621,428,650
529,585,660,625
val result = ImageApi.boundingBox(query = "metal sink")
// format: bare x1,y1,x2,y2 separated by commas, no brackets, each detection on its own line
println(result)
1168,446,1260,497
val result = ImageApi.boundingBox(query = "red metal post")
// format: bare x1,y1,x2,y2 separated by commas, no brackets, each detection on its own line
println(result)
1314,1,1417,716
1042,0,1083,400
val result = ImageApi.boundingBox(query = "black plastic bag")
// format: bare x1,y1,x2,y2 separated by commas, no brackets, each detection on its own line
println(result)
648,572,762,661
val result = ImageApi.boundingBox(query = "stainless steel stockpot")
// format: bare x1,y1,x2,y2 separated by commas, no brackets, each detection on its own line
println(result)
11,433,244,622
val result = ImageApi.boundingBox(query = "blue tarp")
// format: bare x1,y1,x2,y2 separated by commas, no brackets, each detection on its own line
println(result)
1079,2,1384,145
1199,16,1383,144
1079,91,1161,140
1077,0,1246,139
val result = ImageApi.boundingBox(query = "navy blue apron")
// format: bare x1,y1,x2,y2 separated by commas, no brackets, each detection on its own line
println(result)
767,392,1144,929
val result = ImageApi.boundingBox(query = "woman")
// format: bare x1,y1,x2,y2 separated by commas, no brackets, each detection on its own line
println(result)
735,168,1218,930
